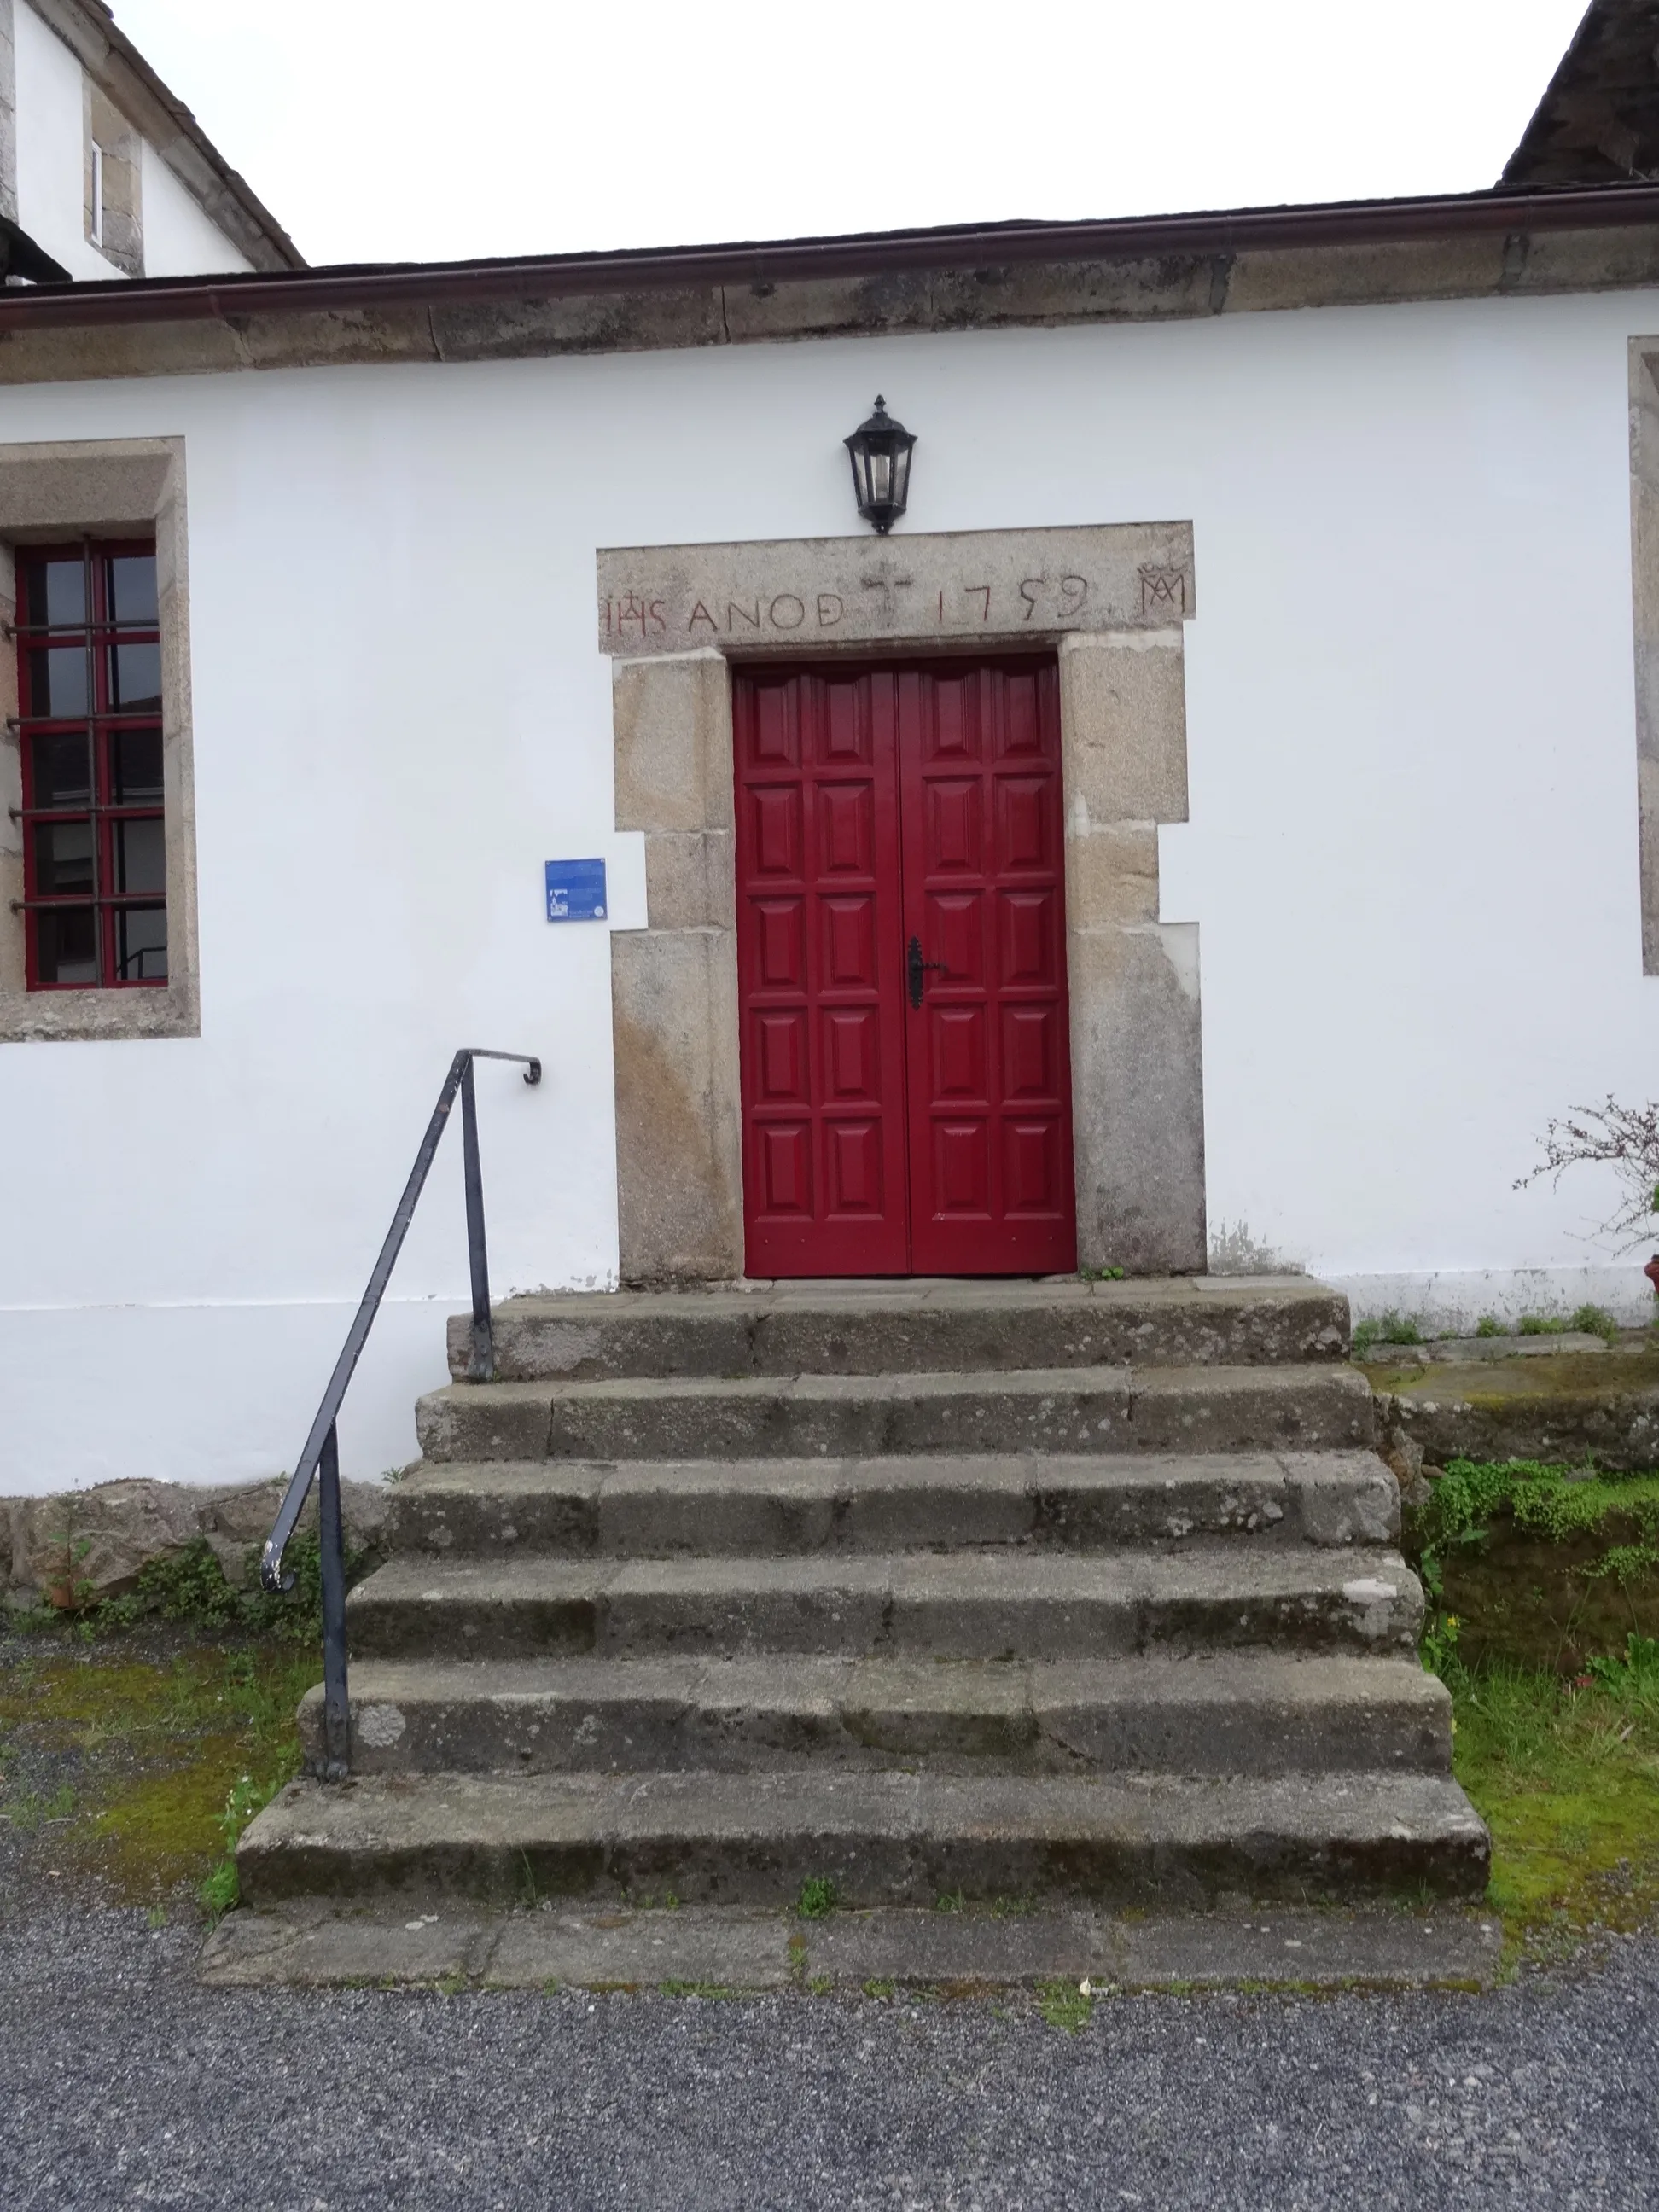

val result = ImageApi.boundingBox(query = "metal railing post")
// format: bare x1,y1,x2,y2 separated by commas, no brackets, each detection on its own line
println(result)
259,1047,540,1784
317,1421,350,1781
460,1053,494,1382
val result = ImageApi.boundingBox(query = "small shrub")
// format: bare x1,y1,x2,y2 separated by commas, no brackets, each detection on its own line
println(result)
38,1529,369,1644
797,1876,837,1919
196,1767,287,1922
1568,1303,1621,1345
1378,1311,1423,1346
1518,1314,1569,1336
1475,1316,1507,1338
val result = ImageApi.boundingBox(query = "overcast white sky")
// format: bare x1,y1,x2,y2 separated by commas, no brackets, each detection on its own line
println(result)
112,0,1592,269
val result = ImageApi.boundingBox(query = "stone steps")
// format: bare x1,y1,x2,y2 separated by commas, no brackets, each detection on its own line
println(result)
451,1277,1349,1382
238,1766,1490,1911
345,1544,1423,1662
298,1651,1452,1778
415,1365,1375,1464
385,1450,1398,1557
234,1276,1494,1954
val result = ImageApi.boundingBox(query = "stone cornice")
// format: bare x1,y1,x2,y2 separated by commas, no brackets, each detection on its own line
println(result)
4,183,1659,381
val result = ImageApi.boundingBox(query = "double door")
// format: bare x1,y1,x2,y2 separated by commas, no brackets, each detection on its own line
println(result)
734,655,1075,1277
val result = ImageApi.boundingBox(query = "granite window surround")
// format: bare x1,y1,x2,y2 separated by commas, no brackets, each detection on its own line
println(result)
0,436,197,1040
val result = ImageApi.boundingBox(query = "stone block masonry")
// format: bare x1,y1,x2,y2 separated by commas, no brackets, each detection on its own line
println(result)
597,524,1202,1282
0,1476,390,1610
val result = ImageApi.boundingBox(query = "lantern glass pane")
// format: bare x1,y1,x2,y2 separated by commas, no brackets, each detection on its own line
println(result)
870,452,891,501
892,448,911,504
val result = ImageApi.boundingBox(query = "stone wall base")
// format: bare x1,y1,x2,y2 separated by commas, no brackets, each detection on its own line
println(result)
0,1476,390,1610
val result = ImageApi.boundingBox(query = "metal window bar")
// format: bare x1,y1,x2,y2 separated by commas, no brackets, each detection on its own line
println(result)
14,540,163,989
260,1047,541,1779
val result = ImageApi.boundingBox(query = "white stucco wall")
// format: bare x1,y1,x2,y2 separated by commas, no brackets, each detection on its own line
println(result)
3,285,1658,1491
13,0,116,281
139,139,252,276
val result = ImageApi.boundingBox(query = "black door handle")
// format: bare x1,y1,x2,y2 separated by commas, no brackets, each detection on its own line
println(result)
906,935,949,1010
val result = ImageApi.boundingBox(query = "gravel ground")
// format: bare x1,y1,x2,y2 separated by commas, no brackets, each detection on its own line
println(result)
2,1896,1656,2211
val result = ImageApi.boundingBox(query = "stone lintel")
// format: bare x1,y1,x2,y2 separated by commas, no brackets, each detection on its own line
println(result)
597,526,1194,661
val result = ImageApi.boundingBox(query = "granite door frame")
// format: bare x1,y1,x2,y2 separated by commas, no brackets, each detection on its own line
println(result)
597,523,1203,1283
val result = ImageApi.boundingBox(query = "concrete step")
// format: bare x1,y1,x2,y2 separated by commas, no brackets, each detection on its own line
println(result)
237,1766,1490,1909
300,1651,1452,1778
451,1276,1350,1382
385,1450,1399,1558
201,1897,1505,1995
415,1365,1376,1465
344,1544,1423,1662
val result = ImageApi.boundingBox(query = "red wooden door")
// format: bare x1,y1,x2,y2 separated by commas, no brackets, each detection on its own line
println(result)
734,658,1074,1278
733,666,911,1275
898,661,1076,1274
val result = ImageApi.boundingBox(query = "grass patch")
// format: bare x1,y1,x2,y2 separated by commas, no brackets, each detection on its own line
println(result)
1036,1979,1094,2030
0,1637,318,1906
796,1876,836,1919
1440,1633,1659,1961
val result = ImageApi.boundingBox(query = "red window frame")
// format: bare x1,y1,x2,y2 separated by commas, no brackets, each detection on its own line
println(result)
15,536,166,991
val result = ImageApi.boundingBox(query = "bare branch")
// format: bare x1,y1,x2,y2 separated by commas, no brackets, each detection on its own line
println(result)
1516,1095,1659,1253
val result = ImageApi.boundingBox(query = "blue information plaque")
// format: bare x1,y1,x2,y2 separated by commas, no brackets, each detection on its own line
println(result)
544,858,608,923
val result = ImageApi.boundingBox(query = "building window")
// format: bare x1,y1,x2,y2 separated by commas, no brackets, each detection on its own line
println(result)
89,143,105,248
15,539,166,990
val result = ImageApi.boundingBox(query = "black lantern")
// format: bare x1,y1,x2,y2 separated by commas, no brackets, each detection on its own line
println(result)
844,396,916,534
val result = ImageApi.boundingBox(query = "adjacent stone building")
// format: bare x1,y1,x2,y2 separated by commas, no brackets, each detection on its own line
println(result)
6,2,1659,1494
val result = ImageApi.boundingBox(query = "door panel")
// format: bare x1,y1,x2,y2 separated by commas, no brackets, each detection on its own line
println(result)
734,657,1074,1277
735,667,910,1275
899,660,1075,1273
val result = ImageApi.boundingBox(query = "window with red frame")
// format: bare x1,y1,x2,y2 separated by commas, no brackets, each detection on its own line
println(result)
15,538,165,988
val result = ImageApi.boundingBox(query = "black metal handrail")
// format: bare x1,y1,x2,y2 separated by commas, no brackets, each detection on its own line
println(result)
261,1047,541,1779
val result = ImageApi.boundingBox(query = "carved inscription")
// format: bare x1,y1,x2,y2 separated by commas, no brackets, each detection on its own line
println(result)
1138,565,1188,618
597,528,1195,656
600,570,1123,647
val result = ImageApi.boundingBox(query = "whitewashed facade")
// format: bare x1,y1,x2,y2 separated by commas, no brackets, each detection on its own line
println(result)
1,263,1656,1493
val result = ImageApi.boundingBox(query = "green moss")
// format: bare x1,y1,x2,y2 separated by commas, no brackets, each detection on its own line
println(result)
1408,1458,1659,1671
0,1640,318,1906
1423,1459,1659,1550
796,1876,836,1919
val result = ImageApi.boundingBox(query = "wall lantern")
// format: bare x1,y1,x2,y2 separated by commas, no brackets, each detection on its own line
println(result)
844,396,916,534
